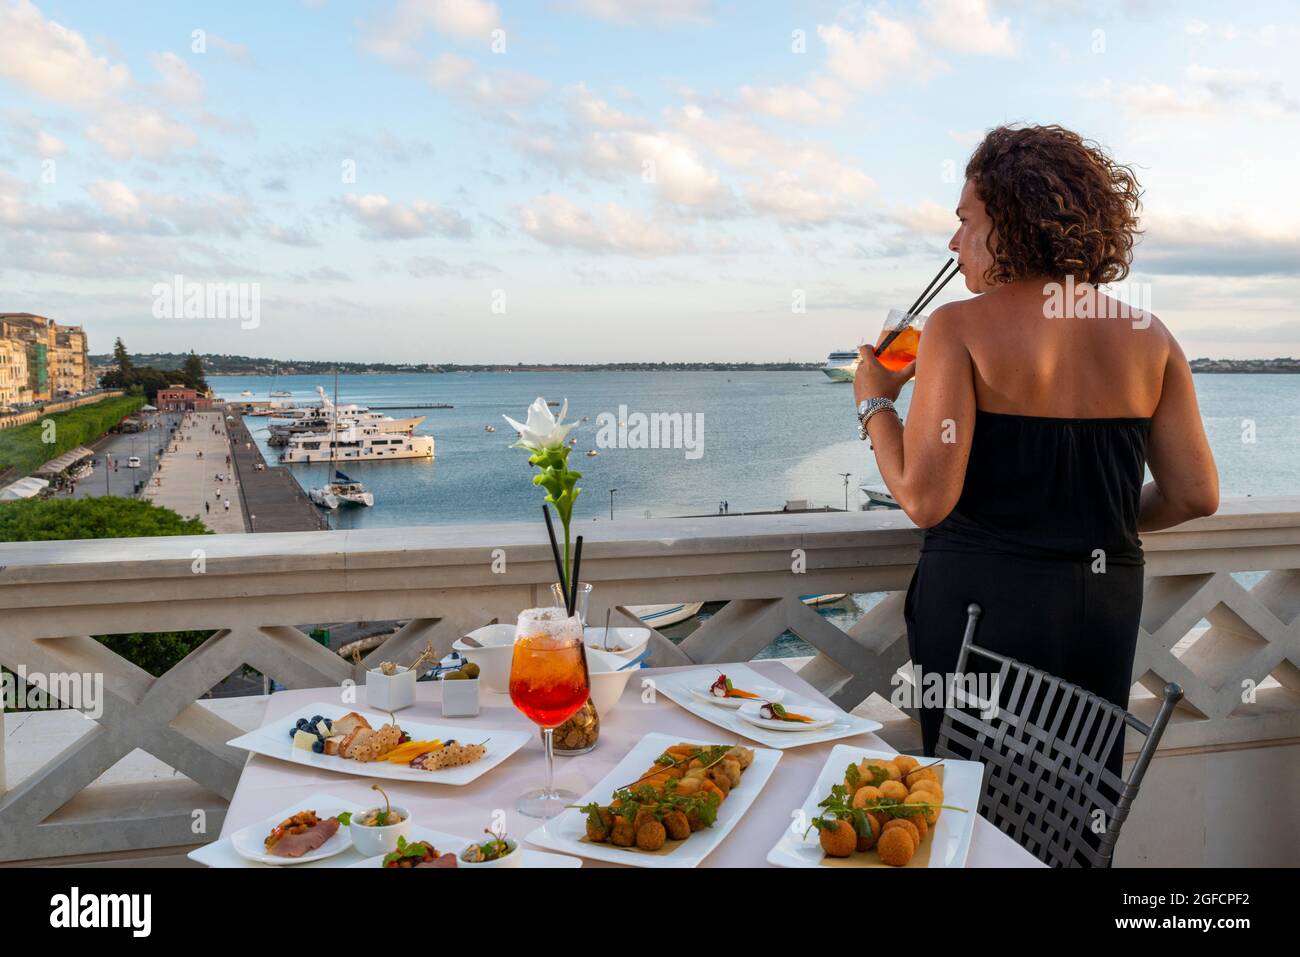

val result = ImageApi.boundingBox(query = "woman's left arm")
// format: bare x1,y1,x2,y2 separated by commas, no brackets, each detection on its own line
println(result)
853,304,976,528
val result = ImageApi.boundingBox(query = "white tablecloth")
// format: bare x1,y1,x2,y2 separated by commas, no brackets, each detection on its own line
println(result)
219,660,1044,868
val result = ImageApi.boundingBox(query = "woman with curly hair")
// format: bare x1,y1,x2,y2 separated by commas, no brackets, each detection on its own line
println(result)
853,125,1219,772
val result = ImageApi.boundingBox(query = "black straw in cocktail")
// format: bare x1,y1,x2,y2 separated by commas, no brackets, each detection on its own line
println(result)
568,535,584,616
875,258,959,358
542,504,567,598
906,257,955,317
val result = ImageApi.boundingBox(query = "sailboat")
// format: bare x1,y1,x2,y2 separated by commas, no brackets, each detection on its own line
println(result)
308,371,375,508
309,469,375,508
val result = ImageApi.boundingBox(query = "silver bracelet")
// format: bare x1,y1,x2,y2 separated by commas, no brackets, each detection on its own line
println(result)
857,397,897,441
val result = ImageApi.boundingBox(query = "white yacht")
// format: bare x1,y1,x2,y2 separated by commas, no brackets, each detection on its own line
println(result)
859,483,900,510
267,386,425,445
822,350,860,382
309,470,374,508
280,423,434,463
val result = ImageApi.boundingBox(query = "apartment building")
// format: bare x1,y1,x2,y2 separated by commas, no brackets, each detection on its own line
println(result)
0,313,95,402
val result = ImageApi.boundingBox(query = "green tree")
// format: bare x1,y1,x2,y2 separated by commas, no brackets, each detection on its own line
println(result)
112,337,133,377
180,351,208,392
0,497,213,678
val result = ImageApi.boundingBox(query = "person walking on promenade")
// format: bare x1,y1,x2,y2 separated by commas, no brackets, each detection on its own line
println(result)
224,498,230,512
205,501,210,515
853,125,1219,778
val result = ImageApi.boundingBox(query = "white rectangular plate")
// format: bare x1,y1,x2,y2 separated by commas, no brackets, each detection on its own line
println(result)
654,665,882,749
189,793,580,868
226,701,531,786
766,746,982,868
525,731,781,868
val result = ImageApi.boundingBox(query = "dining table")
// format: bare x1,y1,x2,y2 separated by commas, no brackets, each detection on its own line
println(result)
215,659,1046,868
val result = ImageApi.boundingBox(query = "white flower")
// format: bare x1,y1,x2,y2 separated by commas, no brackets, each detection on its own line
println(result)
503,397,575,450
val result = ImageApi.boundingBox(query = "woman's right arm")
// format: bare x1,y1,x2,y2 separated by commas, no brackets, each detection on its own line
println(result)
1139,333,1219,531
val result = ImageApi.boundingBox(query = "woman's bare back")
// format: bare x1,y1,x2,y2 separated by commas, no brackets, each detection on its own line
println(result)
953,279,1170,420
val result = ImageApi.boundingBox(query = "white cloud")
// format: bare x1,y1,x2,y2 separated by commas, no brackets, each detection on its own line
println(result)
34,130,67,157
519,194,688,256
819,14,933,92
151,52,204,105
342,193,473,239
921,0,1017,56
0,0,130,104
363,0,502,64
425,52,549,105
891,200,957,235
568,0,712,24
85,104,198,160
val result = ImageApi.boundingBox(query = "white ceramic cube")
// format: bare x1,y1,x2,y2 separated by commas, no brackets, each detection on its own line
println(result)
440,676,480,717
366,666,416,712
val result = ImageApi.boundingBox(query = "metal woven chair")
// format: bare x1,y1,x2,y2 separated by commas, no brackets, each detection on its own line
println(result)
935,603,1183,868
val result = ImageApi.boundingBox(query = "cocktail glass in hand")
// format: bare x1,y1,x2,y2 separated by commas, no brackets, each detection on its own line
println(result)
873,308,926,372
508,606,591,818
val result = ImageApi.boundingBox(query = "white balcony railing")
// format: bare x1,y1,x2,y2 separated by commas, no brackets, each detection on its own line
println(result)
1,497,1298,864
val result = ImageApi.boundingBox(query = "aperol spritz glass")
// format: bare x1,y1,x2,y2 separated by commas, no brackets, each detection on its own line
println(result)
873,307,926,372
508,606,590,818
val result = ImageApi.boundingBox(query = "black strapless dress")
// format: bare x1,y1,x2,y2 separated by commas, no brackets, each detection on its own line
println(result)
903,410,1152,771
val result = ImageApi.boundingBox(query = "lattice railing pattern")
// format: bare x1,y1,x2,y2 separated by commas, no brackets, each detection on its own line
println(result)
0,501,1296,861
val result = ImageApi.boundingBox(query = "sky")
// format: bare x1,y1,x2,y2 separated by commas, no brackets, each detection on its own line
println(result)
0,0,1297,363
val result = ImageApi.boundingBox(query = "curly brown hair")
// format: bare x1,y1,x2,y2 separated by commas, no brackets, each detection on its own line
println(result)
964,124,1142,285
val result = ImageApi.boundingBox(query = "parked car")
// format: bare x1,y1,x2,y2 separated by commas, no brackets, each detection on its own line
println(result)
127,456,141,468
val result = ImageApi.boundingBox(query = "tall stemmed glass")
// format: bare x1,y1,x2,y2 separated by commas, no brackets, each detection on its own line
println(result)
508,606,591,818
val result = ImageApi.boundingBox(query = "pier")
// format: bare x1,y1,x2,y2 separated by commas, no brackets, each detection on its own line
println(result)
225,410,328,532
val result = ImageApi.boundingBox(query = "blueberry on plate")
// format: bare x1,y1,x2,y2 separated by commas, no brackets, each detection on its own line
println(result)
311,715,323,724
295,718,309,730
312,740,324,753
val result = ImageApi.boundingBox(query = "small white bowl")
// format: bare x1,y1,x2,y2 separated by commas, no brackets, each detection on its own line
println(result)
366,666,416,711
583,626,650,661
585,647,634,719
452,624,516,692
457,837,523,868
349,806,413,857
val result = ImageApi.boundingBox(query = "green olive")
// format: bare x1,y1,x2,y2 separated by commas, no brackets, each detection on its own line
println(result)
462,662,481,679
444,670,468,680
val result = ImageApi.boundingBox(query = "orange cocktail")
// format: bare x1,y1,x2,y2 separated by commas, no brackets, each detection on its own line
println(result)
509,632,590,728
874,308,926,371
509,607,590,818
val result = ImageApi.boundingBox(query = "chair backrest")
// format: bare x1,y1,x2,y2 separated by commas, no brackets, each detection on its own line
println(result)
935,603,1182,867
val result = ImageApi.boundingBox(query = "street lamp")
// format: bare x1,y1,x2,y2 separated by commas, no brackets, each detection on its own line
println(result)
609,488,618,521
837,472,852,512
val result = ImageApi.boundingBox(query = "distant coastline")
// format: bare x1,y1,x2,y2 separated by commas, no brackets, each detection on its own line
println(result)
90,353,1300,375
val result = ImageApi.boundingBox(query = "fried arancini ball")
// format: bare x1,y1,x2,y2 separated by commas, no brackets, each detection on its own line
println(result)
882,816,921,848
819,818,857,858
872,761,902,782
879,780,908,802
905,790,941,825
876,826,916,867
636,820,667,852
662,810,690,841
893,755,920,774
906,767,939,788
909,776,942,795
856,812,883,852
905,808,928,841
610,817,636,847
706,768,732,797
852,785,883,809
585,807,614,842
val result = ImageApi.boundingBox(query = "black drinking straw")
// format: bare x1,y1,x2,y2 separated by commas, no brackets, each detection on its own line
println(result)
568,536,584,616
905,257,955,317
541,505,567,599
875,259,959,358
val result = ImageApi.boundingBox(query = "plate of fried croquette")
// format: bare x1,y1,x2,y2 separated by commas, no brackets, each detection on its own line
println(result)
766,747,981,867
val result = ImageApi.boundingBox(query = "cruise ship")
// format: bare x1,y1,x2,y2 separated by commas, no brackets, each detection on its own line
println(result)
279,423,434,463
821,350,860,382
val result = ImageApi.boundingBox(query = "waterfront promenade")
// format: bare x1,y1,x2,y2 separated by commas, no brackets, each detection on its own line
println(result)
141,410,246,533
226,411,328,532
